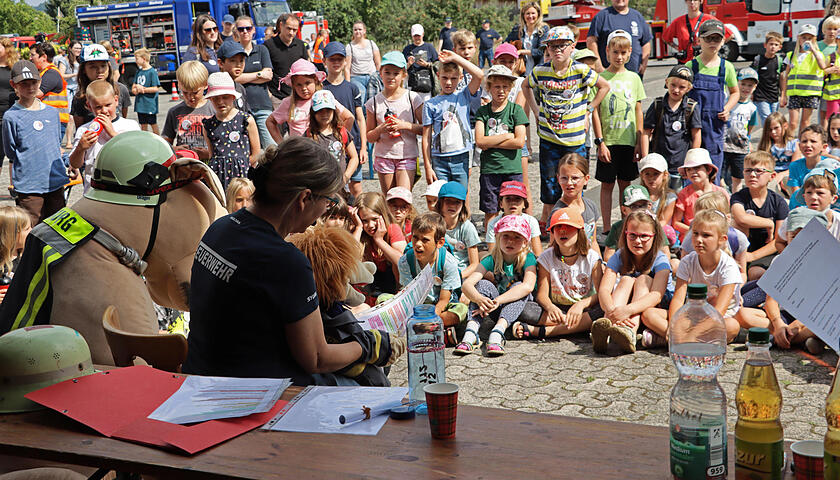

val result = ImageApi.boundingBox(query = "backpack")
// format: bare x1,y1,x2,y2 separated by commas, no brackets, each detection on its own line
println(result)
751,53,784,76
403,243,461,298
649,95,697,152
408,66,433,94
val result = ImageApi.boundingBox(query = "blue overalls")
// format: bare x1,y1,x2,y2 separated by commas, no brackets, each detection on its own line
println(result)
688,58,727,185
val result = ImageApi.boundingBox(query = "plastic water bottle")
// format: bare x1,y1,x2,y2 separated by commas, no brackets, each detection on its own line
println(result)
669,284,728,480
407,305,445,408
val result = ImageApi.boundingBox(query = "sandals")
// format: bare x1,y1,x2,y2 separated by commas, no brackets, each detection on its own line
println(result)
486,329,507,356
453,328,479,356
511,321,546,340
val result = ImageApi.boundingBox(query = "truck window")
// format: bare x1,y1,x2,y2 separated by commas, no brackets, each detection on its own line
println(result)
251,1,291,27
747,0,781,15
191,1,211,19
706,0,720,4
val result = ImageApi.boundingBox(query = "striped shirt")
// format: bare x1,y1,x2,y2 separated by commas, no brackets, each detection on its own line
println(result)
528,60,598,147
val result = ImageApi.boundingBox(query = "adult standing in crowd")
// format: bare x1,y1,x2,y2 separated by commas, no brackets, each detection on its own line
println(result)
0,37,19,159
403,24,438,101
30,43,69,141
505,2,549,77
99,40,121,83
438,17,455,52
312,28,329,72
476,19,501,69
662,0,721,64
345,21,381,105
234,15,275,148
586,0,652,76
182,14,222,74
266,13,309,106
220,14,236,42
61,42,82,149
183,137,399,385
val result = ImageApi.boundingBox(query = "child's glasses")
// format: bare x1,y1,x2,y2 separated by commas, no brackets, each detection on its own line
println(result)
558,175,584,185
743,168,772,176
625,231,654,242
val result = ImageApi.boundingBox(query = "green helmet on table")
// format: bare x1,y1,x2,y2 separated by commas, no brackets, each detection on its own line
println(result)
0,325,95,413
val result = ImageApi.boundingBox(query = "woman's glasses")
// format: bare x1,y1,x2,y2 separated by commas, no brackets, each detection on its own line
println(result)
203,26,218,33
237,26,253,32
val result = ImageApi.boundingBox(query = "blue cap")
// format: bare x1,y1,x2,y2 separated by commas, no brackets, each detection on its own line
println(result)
438,182,467,201
223,14,235,24
323,41,346,58
217,41,246,59
445,17,452,22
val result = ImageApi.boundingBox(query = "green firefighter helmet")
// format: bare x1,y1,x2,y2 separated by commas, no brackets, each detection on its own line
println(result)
84,131,178,206
0,325,95,413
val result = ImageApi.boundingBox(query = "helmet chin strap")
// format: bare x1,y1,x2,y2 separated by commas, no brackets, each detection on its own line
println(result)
141,192,165,262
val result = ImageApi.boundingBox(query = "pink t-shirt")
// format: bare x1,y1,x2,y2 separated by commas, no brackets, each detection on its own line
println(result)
675,184,730,239
270,96,348,137
365,90,424,159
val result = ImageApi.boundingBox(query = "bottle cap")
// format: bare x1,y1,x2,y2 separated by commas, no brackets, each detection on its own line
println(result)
412,304,436,318
389,405,416,420
747,327,770,343
686,283,707,299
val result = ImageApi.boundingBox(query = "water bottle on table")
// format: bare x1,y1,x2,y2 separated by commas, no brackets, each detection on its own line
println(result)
407,305,445,414
669,284,728,480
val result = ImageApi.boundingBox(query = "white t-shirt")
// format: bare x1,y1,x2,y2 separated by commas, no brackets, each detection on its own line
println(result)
74,116,141,192
347,39,379,76
676,251,742,317
365,90,424,159
537,248,601,306
485,213,540,243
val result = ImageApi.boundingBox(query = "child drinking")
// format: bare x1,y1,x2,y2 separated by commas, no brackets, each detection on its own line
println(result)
224,177,254,214
517,208,603,340
757,111,800,186
782,24,827,134
485,181,542,256
550,152,599,246
366,51,424,193
201,72,260,189
385,187,415,238
597,210,673,354
435,182,480,279
458,215,538,356
307,89,359,193
354,191,407,298
673,148,729,240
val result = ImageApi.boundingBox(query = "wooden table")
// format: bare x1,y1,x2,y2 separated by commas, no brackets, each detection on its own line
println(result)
0,386,797,479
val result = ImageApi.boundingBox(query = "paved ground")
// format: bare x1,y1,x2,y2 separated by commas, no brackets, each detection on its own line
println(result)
7,59,835,442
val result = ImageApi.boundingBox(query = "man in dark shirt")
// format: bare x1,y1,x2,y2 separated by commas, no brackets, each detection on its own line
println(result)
475,20,500,68
438,18,455,52
265,13,309,106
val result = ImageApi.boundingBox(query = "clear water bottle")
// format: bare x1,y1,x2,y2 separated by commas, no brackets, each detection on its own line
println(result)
407,305,445,407
669,284,728,480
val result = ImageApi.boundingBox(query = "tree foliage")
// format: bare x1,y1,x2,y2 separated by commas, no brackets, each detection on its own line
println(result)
0,0,55,36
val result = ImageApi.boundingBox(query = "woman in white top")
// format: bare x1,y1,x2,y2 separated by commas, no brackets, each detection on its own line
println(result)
345,21,381,105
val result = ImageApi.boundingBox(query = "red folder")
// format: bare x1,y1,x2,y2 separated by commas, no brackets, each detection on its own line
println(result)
25,365,287,454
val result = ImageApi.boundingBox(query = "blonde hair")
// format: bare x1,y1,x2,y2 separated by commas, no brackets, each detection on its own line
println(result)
355,192,396,258
825,16,840,31
566,24,580,43
134,48,151,61
607,35,632,51
0,38,20,67
744,150,775,171
85,79,116,101
176,60,209,91
758,111,793,152
0,206,30,273
765,31,783,43
488,232,530,277
289,226,363,309
519,1,546,37
639,168,673,222
695,191,730,215
451,30,476,49
225,177,254,213
692,209,729,238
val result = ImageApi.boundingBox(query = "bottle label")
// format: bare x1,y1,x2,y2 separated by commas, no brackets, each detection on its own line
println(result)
826,452,840,479
735,438,783,479
670,423,727,480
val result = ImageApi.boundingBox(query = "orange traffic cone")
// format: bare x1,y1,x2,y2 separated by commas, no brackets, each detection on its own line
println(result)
170,81,180,102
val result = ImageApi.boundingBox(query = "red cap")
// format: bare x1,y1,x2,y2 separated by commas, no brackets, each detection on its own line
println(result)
499,181,528,199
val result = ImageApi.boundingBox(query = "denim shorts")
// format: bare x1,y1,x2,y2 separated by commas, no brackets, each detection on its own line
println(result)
539,140,586,204
432,152,470,190
350,143,364,182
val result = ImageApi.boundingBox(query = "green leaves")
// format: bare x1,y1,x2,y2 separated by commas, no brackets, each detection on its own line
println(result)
0,0,54,36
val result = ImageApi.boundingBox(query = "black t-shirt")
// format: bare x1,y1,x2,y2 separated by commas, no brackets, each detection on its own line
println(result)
324,79,361,147
730,188,789,251
643,96,702,174
242,43,273,112
183,209,321,384
476,29,501,50
402,42,438,74
0,66,13,121
752,54,782,103
439,26,455,51
265,36,309,99
39,67,63,96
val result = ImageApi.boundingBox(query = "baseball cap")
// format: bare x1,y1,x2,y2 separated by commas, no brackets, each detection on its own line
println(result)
787,206,829,231
799,24,818,37
217,41,246,59
623,185,651,207
386,186,413,204
222,14,235,24
483,19,490,24
311,89,337,112
737,67,758,82
381,51,407,69
486,65,519,81
638,153,668,173
668,64,694,84
607,30,632,45
411,24,424,36
438,181,467,201
323,41,346,58
11,60,38,83
698,19,725,38
445,17,452,23
549,208,584,231
543,26,575,45
494,43,518,59
425,179,447,197
574,48,597,61
499,181,528,199
81,43,109,63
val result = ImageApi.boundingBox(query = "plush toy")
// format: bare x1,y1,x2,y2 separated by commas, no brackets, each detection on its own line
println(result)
289,226,405,386
0,132,227,364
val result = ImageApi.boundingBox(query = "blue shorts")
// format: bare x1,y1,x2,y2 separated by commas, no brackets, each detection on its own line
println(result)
538,140,586,204
432,152,470,190
350,143,364,182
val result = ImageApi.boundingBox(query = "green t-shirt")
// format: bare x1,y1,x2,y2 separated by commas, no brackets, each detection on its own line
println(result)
688,57,737,89
475,101,530,174
819,41,837,57
480,251,537,293
598,70,646,147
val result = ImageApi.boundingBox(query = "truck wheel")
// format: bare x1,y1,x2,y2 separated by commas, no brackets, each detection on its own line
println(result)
721,41,740,62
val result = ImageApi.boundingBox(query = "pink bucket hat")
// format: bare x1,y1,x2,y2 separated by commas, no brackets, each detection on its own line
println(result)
678,148,718,180
494,214,531,240
386,186,413,204
281,59,327,86
494,43,519,60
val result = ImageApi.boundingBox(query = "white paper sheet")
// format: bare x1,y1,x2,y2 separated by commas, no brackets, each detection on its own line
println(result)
262,386,409,435
148,376,291,424
757,218,840,352
354,264,433,335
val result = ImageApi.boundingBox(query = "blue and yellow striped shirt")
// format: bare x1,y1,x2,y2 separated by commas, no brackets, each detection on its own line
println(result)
528,61,598,147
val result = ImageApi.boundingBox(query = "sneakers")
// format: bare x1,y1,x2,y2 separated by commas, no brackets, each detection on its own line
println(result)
590,318,611,354
610,325,637,354
805,337,826,355
641,329,667,349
